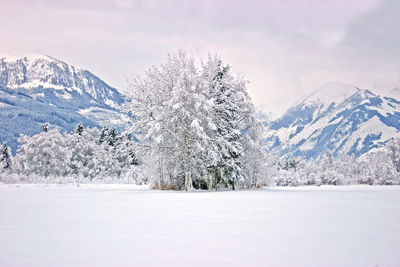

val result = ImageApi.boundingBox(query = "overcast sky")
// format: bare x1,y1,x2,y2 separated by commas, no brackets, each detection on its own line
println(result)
1,0,399,115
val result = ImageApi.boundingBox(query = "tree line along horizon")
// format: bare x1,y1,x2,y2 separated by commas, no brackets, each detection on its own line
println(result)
1,51,399,189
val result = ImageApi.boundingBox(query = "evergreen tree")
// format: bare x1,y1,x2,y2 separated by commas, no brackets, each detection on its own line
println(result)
42,122,50,132
75,122,84,136
0,143,12,172
202,56,256,189
99,127,118,146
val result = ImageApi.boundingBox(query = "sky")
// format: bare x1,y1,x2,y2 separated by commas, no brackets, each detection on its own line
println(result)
1,0,399,116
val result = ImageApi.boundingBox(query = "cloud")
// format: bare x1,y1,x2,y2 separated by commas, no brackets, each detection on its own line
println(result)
0,0,397,115
342,0,400,58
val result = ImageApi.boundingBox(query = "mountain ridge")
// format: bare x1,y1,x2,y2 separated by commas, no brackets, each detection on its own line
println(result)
0,54,129,153
0,53,124,108
263,82,400,159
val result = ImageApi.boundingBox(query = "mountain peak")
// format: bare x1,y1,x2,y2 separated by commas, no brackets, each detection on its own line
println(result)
300,82,360,105
0,53,54,63
0,52,20,62
23,53,58,63
0,53,124,107
264,83,400,159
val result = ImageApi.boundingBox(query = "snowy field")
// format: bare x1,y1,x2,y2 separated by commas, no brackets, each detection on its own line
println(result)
0,185,399,267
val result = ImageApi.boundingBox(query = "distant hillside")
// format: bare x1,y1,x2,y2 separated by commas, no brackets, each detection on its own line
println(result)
263,82,400,159
0,54,129,153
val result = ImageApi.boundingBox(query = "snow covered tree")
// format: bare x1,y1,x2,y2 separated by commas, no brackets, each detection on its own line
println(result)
123,51,258,190
201,55,257,189
99,126,118,147
109,132,140,180
386,137,400,173
65,125,140,182
237,112,266,188
0,143,12,173
361,151,396,185
298,159,321,185
318,150,340,185
14,127,70,178
124,52,210,190
67,127,103,181
357,140,400,185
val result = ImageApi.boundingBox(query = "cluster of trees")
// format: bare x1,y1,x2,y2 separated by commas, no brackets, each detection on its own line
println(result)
123,52,263,190
1,126,400,187
270,139,400,186
0,123,144,184
1,51,399,188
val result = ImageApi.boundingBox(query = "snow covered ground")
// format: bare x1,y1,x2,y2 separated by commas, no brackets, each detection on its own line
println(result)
0,184,399,267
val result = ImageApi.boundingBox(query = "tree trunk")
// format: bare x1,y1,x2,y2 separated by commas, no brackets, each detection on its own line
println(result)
185,171,189,191
183,128,191,191
158,156,163,189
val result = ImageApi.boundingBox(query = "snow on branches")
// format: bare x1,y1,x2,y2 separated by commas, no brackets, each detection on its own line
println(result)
123,51,261,190
7,123,142,184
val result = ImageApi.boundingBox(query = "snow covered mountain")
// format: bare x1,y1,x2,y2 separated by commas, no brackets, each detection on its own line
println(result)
263,82,400,159
0,54,128,153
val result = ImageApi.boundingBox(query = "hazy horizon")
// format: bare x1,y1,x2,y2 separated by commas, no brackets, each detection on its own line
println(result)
1,0,399,116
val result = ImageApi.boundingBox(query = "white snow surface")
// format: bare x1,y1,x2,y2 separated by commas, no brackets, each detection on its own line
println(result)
0,184,399,267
